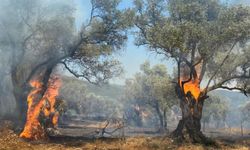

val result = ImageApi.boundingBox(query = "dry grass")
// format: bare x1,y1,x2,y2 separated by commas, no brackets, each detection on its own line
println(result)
0,121,249,150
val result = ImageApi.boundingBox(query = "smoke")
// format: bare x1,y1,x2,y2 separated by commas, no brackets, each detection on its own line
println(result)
0,47,16,118
0,0,76,119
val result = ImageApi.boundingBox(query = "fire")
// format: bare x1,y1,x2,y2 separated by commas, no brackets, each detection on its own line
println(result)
180,77,201,100
133,104,149,119
180,63,202,101
20,76,61,140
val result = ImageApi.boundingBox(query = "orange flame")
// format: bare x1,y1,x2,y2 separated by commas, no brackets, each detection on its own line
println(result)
180,63,202,101
180,77,201,101
20,76,61,140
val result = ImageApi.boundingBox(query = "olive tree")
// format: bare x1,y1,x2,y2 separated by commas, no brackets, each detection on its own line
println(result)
0,0,134,139
201,95,229,131
240,102,250,136
133,0,250,143
124,61,176,130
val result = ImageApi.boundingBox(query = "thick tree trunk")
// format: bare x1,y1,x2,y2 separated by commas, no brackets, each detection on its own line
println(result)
11,62,56,139
11,68,29,132
21,67,54,139
12,89,28,130
171,86,212,144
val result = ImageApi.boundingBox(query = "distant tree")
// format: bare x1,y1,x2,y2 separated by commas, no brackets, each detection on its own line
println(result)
134,0,250,143
201,95,229,131
59,76,119,119
240,102,250,136
81,93,118,118
124,61,177,130
0,0,134,139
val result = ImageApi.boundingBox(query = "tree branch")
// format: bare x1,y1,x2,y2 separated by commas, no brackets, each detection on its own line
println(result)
199,60,206,82
207,75,250,92
218,86,248,96
205,42,237,93
60,61,98,85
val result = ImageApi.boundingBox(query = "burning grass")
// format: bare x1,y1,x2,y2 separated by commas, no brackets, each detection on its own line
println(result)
0,121,250,150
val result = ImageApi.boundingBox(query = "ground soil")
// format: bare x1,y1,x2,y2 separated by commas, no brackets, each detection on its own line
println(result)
0,121,249,150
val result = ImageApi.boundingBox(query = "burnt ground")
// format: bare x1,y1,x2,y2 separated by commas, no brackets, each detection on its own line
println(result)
0,120,249,150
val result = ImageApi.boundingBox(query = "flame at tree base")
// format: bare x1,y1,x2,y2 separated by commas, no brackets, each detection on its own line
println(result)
20,76,61,140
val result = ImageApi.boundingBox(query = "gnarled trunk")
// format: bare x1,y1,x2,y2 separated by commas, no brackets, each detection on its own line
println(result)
171,86,211,144
19,66,55,140
11,61,58,140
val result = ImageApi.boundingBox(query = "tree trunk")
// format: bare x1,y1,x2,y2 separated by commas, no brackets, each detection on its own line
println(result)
11,61,57,140
11,68,29,132
21,67,55,139
203,120,206,132
154,102,164,131
171,86,212,144
163,108,167,130
241,122,244,136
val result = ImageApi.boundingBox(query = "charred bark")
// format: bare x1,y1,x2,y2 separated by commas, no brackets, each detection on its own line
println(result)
11,59,57,138
171,86,213,144
11,67,29,132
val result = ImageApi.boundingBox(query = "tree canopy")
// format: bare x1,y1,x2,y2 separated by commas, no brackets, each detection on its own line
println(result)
134,0,250,95
202,95,229,130
124,61,177,129
0,0,134,139
133,0,250,143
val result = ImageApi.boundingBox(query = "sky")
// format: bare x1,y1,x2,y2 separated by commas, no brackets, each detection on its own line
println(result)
73,0,249,85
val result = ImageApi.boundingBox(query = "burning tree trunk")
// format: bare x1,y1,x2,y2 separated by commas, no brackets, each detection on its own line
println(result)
171,64,211,144
19,67,62,140
172,90,208,143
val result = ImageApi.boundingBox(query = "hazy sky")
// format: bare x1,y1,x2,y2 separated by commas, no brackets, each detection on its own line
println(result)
73,0,249,85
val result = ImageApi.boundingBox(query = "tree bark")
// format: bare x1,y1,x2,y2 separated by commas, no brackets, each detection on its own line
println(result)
171,86,212,144
241,121,244,136
163,108,167,130
11,67,29,132
203,120,206,132
154,102,164,130
11,61,56,139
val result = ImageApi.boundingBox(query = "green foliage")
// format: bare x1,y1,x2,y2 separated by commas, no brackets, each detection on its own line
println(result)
202,94,229,126
134,0,250,94
135,0,250,55
59,76,121,118
0,0,135,89
64,0,135,84
124,61,177,119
